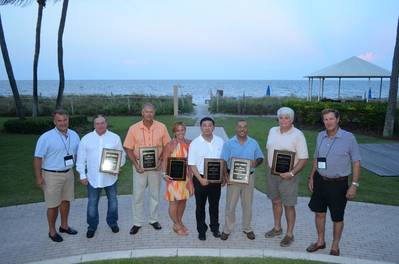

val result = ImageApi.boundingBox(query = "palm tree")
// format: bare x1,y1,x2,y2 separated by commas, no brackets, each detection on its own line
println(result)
383,17,399,137
32,0,46,118
0,7,25,119
55,0,68,109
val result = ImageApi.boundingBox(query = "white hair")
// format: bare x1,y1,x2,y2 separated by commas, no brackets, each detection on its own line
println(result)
277,107,295,121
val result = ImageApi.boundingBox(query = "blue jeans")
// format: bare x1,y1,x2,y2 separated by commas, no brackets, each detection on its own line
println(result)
87,182,118,231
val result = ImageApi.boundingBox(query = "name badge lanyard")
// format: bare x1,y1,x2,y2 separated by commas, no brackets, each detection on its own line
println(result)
317,136,337,159
59,131,71,155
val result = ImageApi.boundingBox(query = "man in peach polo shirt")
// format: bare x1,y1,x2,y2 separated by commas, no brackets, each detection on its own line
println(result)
124,103,171,235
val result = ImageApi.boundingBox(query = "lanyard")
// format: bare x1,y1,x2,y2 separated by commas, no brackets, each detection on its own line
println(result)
57,129,71,155
317,136,337,158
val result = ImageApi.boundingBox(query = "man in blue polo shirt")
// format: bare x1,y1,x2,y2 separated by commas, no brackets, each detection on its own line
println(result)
34,109,80,242
220,120,264,240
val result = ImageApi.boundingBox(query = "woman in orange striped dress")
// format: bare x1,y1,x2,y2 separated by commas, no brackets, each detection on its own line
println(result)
162,122,194,236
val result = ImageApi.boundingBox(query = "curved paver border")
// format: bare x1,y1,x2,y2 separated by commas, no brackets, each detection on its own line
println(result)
27,248,394,264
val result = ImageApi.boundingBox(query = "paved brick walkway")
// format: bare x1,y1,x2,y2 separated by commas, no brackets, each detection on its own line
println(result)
1,184,398,264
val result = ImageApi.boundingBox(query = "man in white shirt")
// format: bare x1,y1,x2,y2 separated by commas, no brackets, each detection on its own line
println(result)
188,117,225,241
77,115,126,238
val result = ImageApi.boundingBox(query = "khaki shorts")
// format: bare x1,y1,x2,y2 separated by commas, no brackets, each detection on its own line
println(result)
266,170,298,206
42,170,74,208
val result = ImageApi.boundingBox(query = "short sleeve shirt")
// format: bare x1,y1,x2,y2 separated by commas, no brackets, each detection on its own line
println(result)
314,128,361,178
266,126,309,168
34,128,80,170
188,134,224,175
221,136,264,172
123,120,171,159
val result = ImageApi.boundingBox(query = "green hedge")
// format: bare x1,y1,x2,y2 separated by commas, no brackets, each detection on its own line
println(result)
0,95,194,117
285,100,399,135
209,96,293,115
3,115,90,135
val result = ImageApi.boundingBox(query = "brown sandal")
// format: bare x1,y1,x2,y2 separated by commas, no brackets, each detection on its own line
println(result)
329,248,340,256
306,242,326,252
173,225,188,236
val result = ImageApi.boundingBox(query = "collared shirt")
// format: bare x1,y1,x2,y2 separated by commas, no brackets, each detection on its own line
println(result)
34,128,80,170
76,130,126,188
188,134,224,175
266,126,309,168
221,135,264,173
123,120,171,159
314,128,361,178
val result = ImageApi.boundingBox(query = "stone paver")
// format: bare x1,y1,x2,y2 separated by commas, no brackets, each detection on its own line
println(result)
1,184,398,264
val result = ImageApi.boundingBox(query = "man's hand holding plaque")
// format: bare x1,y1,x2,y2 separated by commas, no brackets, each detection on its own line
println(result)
204,158,223,183
229,158,251,184
100,148,123,175
271,149,295,178
139,147,158,171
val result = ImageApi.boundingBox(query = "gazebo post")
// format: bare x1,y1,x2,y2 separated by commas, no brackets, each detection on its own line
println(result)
307,77,310,101
318,78,322,101
338,77,341,100
321,77,325,99
379,77,383,100
310,77,314,102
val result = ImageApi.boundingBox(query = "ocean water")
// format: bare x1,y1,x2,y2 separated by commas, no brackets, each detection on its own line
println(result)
0,80,390,104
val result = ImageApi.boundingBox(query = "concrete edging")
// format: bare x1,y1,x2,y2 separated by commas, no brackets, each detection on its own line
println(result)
27,248,395,264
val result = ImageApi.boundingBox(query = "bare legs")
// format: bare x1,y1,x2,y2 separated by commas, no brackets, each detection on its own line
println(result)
271,199,295,237
48,200,70,236
169,199,188,235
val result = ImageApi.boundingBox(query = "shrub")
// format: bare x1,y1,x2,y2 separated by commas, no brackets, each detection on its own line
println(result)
3,116,90,135
0,95,194,117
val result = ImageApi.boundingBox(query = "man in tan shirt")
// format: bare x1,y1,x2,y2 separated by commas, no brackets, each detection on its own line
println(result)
124,103,170,235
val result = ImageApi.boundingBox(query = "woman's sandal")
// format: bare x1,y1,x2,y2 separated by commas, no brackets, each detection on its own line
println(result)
173,225,188,236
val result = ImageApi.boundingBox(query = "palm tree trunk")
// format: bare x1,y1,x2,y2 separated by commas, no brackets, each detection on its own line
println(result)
383,17,399,137
0,13,24,119
33,1,45,118
55,0,69,109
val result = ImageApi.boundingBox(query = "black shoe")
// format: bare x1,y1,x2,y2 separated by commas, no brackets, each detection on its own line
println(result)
244,231,256,240
86,229,95,238
220,232,229,240
212,230,221,238
129,225,141,235
59,226,78,235
110,225,119,233
49,232,63,242
198,233,206,241
150,222,162,230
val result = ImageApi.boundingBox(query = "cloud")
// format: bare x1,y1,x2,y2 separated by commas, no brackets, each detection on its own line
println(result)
358,52,376,62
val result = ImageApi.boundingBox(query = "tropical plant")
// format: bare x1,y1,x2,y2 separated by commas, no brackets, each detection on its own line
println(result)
32,0,46,118
383,17,399,137
55,0,68,109
0,2,25,119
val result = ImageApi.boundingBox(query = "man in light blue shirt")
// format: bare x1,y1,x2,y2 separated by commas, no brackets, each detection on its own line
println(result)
220,120,264,240
34,109,80,242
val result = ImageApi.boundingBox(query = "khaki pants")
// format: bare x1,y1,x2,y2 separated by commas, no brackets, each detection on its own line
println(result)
223,173,255,234
132,167,161,226
42,169,74,208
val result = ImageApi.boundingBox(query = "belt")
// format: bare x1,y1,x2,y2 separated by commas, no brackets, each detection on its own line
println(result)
43,169,70,173
321,175,348,182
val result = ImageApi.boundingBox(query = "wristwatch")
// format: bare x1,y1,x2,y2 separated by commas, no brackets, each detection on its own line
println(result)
289,171,295,177
351,182,359,187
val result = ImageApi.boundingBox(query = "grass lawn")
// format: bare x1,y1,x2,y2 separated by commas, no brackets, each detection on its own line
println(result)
215,116,399,206
0,115,195,207
86,257,327,264
1,115,398,207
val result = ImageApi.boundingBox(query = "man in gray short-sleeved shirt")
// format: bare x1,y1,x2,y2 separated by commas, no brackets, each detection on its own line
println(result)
307,109,361,257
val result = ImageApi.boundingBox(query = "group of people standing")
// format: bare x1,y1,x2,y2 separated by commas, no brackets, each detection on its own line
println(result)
34,103,361,257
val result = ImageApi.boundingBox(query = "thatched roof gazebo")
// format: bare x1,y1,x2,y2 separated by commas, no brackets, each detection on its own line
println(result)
305,56,391,101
